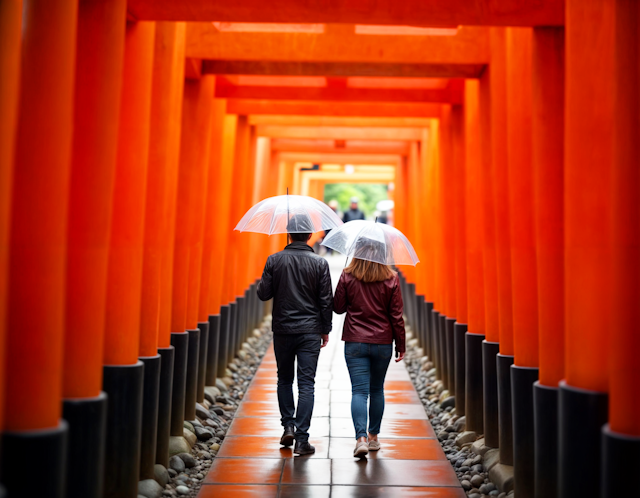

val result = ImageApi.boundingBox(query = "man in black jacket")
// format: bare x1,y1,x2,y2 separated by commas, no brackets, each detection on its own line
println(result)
257,215,333,455
342,196,366,223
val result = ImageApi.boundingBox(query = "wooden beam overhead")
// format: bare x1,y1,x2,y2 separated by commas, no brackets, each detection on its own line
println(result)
127,0,563,27
280,152,402,165
227,100,442,118
251,116,433,128
258,125,424,140
270,138,410,155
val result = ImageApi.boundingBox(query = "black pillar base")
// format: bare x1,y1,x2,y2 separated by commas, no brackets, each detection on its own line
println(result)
415,294,425,350
185,329,200,421
439,314,448,389
0,421,68,498
139,355,161,480
197,322,209,403
170,332,188,436
227,301,238,370
431,310,441,373
533,381,558,498
217,305,230,379
511,365,539,498
62,392,107,498
482,340,500,448
424,301,434,360
465,333,485,432
103,361,144,498
454,322,467,415
446,317,456,394
602,424,640,497
559,381,608,498
497,353,514,465
206,314,220,386
156,346,174,467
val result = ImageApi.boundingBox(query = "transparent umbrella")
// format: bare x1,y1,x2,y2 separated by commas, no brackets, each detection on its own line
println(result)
234,194,343,234
321,220,419,266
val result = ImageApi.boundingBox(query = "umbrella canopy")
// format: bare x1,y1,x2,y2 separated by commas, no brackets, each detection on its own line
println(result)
234,194,343,235
321,220,419,266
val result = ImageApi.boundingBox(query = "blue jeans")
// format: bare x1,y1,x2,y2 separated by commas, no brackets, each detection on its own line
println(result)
344,342,393,439
273,333,322,443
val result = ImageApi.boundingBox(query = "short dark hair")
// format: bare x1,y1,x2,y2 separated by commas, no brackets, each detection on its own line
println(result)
289,232,311,242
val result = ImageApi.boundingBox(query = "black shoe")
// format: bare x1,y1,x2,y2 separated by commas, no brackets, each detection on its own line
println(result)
293,441,315,455
280,426,295,447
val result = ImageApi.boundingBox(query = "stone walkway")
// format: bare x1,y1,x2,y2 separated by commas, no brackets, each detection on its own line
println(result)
198,256,465,498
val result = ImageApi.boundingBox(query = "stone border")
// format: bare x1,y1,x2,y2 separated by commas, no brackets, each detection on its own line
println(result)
402,324,516,498
137,316,274,498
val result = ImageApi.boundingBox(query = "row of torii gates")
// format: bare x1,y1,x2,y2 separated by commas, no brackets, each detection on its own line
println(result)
0,1,639,498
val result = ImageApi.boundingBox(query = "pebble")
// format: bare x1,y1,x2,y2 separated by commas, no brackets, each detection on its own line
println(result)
169,456,185,473
154,464,170,487
176,485,190,495
470,473,485,488
138,479,163,498
177,452,196,468
195,426,213,441
441,396,455,409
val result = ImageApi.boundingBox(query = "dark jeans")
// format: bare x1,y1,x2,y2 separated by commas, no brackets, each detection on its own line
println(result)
344,342,393,439
273,333,322,443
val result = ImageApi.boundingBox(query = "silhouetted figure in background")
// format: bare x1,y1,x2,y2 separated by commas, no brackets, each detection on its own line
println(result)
343,197,366,223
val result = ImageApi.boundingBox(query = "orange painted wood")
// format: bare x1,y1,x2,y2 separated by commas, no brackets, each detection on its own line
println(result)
532,27,565,387
129,0,564,27
208,114,238,312
252,116,432,128
451,105,467,324
440,107,457,319
407,141,423,294
185,76,215,330
104,21,156,365
609,0,640,436
6,0,77,430
256,125,422,141
478,59,499,343
0,0,22,430
65,0,127,395
489,28,513,356
198,100,227,321
187,24,489,68
227,100,442,118
151,22,187,349
420,127,436,303
172,75,215,333
506,28,539,368
564,0,614,393
464,80,485,335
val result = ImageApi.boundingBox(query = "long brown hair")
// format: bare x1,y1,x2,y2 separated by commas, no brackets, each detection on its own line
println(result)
344,258,396,283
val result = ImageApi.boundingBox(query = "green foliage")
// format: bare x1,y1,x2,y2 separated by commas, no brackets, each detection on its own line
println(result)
323,183,389,219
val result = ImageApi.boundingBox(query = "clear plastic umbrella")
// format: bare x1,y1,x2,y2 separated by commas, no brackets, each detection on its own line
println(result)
234,194,343,234
321,220,419,266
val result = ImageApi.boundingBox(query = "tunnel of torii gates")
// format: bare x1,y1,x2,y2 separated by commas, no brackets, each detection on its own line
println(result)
0,0,639,497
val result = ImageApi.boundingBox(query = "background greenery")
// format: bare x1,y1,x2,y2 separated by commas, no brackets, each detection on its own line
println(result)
323,183,388,219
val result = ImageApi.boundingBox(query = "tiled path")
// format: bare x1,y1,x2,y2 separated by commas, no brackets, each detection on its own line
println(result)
199,257,465,498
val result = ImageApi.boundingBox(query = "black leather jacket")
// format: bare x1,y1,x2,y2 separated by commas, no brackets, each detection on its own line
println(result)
257,242,333,335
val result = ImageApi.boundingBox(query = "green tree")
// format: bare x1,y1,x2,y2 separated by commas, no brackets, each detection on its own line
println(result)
323,183,388,219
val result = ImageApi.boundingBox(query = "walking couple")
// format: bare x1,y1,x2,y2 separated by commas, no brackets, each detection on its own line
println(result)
257,217,406,458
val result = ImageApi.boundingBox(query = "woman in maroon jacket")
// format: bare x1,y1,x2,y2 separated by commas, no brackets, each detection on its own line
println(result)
333,257,406,458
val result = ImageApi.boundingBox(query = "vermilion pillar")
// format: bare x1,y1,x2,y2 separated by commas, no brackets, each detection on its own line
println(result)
148,21,186,468
479,33,500,448
2,2,77,496
464,79,485,433
531,26,564,498
214,114,239,380
171,74,215,430
493,24,514,469
0,0,22,443
103,21,155,498
602,2,640,495
506,27,539,498
451,105,468,415
561,1,613,496
63,1,126,496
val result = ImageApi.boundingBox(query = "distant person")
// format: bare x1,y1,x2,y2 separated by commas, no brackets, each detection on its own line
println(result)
323,200,341,255
376,211,388,224
333,245,405,458
257,215,333,455
343,197,366,223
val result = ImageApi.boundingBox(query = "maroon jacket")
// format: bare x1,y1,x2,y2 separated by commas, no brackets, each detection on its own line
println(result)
333,271,406,353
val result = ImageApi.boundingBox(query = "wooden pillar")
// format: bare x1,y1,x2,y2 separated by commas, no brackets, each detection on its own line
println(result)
408,141,423,295
421,128,436,306
0,0,22,438
561,1,614,496
63,1,127,495
452,106,467,326
464,79,486,433
2,1,77,495
602,2,640,496
146,21,186,468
